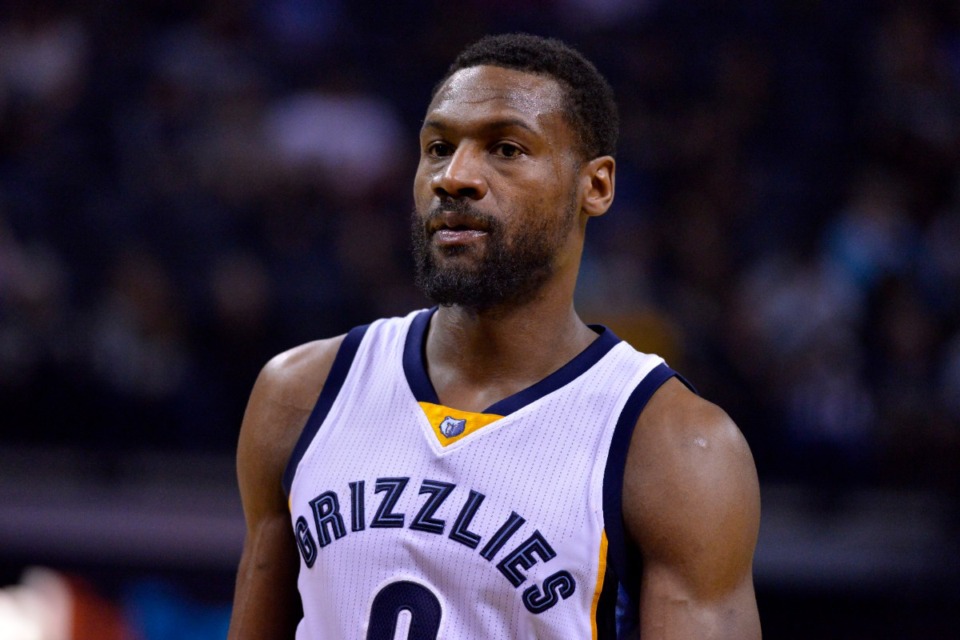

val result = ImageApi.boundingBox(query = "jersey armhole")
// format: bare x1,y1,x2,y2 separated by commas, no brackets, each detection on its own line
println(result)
282,324,370,496
597,363,693,633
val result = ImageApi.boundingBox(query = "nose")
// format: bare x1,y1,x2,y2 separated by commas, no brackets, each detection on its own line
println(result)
431,146,487,200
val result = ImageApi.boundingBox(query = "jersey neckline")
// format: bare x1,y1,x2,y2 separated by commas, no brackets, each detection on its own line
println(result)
402,307,622,417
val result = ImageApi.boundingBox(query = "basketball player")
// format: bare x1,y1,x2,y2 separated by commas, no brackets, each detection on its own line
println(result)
228,34,761,639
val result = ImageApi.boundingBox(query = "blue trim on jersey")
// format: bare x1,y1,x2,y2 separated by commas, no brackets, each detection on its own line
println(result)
600,362,681,635
403,308,439,404
402,307,623,416
487,325,620,416
282,324,370,496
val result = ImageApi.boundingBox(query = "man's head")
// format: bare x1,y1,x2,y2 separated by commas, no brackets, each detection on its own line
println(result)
412,34,618,312
434,33,619,161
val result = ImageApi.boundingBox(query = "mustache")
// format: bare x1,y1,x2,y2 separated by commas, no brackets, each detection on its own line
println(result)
420,200,499,233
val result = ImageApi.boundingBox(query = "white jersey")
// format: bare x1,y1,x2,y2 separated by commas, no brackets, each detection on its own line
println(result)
284,309,680,639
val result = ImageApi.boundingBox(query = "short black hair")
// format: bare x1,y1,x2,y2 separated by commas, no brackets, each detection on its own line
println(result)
434,33,619,160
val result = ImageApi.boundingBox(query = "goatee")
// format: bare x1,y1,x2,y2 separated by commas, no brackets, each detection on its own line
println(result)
411,200,572,312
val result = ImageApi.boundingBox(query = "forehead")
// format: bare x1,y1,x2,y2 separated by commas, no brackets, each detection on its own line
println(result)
425,65,568,132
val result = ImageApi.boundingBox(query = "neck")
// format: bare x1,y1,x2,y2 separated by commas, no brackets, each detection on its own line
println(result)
424,281,597,412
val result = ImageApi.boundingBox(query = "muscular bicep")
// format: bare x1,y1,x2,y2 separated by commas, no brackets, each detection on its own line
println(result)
229,512,302,639
228,338,344,640
624,378,761,639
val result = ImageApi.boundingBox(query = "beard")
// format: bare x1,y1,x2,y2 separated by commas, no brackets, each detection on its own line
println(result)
411,198,576,312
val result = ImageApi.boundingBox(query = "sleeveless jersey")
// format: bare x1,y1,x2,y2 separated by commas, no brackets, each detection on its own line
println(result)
283,308,680,639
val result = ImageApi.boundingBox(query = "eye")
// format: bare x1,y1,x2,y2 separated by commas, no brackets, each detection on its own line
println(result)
492,142,524,158
425,141,453,157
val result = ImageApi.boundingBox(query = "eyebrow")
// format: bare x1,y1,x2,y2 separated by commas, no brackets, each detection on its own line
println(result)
421,117,538,135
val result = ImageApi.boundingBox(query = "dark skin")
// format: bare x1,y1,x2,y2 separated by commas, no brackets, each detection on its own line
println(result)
228,65,761,639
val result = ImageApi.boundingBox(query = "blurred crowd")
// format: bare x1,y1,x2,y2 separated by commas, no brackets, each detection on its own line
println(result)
0,567,229,640
1,0,958,494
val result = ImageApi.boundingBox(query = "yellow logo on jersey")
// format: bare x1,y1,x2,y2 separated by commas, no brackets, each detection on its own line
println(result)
419,402,504,446
439,416,467,437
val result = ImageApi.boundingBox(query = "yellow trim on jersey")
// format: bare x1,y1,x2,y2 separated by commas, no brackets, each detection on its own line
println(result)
591,531,609,640
418,402,504,446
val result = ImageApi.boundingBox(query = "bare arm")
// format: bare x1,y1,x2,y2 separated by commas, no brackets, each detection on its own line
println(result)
228,337,345,640
625,378,761,639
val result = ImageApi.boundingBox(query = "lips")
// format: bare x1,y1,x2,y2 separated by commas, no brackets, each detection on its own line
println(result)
434,227,488,244
426,206,491,246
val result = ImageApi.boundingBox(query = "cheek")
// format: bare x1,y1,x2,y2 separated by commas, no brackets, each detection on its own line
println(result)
500,195,555,243
413,168,433,205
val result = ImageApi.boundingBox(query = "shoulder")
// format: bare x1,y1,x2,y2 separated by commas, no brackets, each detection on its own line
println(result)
254,336,348,415
627,377,756,491
237,336,347,508
624,377,760,597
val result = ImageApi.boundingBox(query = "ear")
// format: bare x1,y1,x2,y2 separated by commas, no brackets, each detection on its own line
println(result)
579,155,615,218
